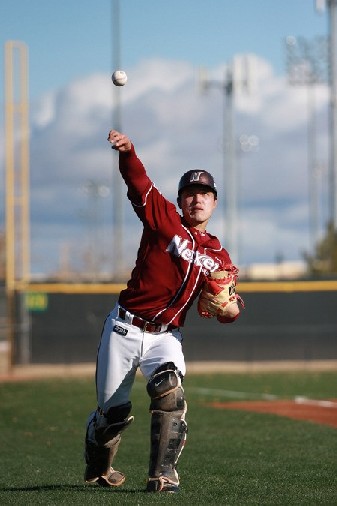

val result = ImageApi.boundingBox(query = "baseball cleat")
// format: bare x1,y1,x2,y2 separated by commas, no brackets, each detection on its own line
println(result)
85,466,125,487
146,476,179,493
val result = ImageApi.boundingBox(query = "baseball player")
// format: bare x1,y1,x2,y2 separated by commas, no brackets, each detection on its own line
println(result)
84,129,243,493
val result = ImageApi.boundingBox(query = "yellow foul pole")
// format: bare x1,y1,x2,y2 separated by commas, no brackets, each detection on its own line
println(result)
4,41,30,371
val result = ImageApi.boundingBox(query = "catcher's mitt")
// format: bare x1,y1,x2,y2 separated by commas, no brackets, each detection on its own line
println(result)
198,265,244,323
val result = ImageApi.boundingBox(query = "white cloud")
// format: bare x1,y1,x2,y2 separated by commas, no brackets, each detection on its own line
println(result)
2,54,329,277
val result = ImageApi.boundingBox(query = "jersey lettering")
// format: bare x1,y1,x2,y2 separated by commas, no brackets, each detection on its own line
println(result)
166,235,219,273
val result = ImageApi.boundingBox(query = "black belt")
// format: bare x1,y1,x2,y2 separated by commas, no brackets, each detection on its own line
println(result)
118,307,176,333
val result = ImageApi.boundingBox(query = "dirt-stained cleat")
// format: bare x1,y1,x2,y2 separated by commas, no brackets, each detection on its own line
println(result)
84,459,126,488
96,468,125,487
146,476,180,493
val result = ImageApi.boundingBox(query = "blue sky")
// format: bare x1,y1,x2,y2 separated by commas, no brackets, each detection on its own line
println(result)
0,0,327,99
0,0,331,277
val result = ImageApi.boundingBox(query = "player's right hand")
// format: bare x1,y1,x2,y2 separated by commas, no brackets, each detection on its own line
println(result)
108,130,132,152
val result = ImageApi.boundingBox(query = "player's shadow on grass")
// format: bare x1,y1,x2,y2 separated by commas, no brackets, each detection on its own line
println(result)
1,484,145,494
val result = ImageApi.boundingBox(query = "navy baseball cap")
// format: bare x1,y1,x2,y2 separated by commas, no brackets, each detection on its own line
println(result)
178,170,217,197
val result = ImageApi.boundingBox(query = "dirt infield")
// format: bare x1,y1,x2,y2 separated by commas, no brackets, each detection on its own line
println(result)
1,359,337,380
209,399,337,429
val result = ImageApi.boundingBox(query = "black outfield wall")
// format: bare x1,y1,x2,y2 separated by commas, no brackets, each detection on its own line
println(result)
12,283,337,365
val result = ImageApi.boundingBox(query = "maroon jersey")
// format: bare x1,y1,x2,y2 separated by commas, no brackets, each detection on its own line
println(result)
118,145,233,327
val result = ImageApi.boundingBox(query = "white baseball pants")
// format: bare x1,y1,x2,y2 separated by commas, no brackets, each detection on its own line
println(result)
95,304,186,412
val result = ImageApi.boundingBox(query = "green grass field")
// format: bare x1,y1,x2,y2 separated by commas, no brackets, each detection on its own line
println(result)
0,371,336,505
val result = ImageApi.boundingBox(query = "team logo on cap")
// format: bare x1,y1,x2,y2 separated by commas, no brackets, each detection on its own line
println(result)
189,171,204,182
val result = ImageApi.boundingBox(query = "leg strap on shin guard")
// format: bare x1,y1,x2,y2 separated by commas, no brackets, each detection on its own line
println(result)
95,402,134,446
146,363,188,492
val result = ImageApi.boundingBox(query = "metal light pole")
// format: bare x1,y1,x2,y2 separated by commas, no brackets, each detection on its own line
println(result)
285,35,328,253
200,65,236,258
222,67,237,263
200,60,249,263
237,134,260,265
328,0,337,229
81,180,110,281
315,1,337,225
111,0,124,280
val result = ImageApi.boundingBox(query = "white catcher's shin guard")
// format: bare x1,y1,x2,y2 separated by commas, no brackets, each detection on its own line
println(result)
145,363,188,493
146,406,187,492
84,401,134,487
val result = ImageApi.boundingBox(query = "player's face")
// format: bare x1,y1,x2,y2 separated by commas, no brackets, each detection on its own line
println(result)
179,185,217,230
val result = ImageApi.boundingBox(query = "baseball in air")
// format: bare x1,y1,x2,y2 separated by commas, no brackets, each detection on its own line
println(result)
112,70,128,86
